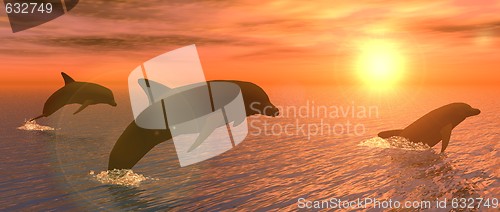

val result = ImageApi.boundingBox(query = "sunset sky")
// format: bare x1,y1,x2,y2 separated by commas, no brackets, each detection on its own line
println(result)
0,0,499,87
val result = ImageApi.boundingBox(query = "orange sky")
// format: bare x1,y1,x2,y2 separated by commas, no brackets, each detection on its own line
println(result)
0,0,499,87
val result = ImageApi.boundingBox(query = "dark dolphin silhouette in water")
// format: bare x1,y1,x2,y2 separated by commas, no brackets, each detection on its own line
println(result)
108,80,279,170
30,72,117,121
378,102,480,152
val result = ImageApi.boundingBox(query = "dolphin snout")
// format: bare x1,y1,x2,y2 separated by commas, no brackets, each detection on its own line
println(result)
467,107,480,116
271,107,280,117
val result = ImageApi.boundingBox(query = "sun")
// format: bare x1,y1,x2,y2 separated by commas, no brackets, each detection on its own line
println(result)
355,39,406,89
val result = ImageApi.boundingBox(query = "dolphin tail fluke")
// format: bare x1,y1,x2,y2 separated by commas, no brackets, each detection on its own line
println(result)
378,129,403,138
108,121,172,170
29,114,45,122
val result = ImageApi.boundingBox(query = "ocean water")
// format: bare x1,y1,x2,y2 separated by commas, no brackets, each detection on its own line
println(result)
0,85,498,211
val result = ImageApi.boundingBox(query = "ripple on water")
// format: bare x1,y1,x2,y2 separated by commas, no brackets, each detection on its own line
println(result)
358,136,482,205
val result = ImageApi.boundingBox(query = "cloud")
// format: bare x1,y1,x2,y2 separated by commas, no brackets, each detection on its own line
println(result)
70,0,237,22
432,21,500,33
0,33,249,57
40,34,234,51
0,48,56,56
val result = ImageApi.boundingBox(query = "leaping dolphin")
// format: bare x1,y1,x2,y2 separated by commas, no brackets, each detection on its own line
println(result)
30,72,117,121
108,80,279,170
378,102,480,152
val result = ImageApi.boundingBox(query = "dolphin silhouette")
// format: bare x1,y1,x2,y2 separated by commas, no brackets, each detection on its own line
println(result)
30,72,117,121
108,80,279,170
378,102,480,152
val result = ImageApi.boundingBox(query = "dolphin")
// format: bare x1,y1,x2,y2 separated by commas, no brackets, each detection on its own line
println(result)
30,72,117,121
108,80,279,170
378,102,480,152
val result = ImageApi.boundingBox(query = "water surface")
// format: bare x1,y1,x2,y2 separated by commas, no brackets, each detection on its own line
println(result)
0,85,498,211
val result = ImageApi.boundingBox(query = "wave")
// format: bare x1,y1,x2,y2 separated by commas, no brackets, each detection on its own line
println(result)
90,169,158,187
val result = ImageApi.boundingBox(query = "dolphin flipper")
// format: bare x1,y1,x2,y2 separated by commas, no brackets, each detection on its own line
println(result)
73,101,92,115
186,115,222,152
29,114,46,122
232,115,246,127
378,129,404,138
108,121,172,170
187,124,217,153
440,124,453,153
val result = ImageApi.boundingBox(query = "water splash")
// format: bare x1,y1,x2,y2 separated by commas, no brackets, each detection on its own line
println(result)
17,120,55,131
359,137,481,203
90,169,158,187
359,136,430,150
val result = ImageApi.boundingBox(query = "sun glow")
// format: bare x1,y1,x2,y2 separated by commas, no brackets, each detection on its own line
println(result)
355,39,406,89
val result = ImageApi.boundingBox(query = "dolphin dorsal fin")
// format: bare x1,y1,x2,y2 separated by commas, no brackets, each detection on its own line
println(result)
138,79,172,103
61,72,75,85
